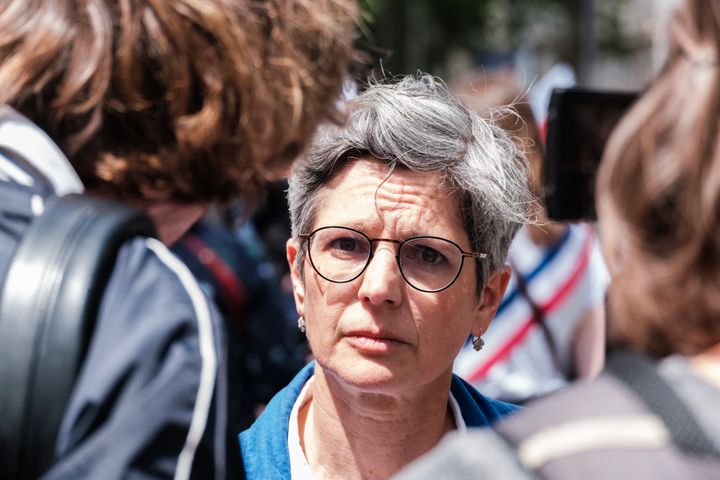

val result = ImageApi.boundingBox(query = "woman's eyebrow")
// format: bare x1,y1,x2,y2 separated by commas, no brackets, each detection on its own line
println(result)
329,219,370,231
323,218,458,241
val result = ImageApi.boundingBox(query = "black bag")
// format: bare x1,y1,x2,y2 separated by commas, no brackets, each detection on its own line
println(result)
0,193,155,480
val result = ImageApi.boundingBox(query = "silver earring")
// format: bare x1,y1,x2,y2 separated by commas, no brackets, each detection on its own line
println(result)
472,336,484,351
297,316,306,334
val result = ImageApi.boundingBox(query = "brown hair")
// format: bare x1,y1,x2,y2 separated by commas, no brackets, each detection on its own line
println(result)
0,0,358,204
597,0,720,357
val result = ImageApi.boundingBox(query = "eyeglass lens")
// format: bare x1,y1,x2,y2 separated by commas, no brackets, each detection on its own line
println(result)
307,227,465,292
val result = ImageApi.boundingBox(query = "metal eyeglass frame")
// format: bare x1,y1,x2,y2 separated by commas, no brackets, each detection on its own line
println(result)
298,225,487,293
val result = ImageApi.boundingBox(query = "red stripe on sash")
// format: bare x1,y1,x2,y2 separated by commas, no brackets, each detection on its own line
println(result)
465,231,595,383
182,233,249,328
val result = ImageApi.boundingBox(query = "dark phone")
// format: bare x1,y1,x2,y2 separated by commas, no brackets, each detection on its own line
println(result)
543,87,638,221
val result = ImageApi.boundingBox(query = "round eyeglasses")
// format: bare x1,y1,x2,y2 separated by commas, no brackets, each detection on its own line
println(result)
299,226,487,293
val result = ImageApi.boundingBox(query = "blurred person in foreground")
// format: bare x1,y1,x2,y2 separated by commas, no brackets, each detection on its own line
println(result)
0,0,357,478
453,73,607,403
239,75,534,479
397,1,720,478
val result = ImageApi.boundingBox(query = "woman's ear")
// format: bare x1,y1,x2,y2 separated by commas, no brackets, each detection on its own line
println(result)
286,238,305,316
471,265,511,337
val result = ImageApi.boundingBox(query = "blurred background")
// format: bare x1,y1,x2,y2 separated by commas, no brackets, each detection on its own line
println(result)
358,0,679,90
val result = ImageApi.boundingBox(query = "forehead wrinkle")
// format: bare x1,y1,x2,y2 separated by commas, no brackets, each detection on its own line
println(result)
373,180,429,229
313,158,466,241
372,171,464,239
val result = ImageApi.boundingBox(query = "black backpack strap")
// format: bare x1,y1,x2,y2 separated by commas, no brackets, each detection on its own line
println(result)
0,193,155,480
605,350,720,458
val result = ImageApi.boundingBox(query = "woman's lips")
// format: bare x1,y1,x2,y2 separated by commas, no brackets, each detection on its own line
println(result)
344,332,408,353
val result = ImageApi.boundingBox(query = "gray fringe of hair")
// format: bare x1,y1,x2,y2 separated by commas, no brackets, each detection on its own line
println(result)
287,74,534,296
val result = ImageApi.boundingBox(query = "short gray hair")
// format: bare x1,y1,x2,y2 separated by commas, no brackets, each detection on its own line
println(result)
287,74,533,295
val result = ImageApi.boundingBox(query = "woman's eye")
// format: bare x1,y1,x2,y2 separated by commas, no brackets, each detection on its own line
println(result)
330,237,359,251
419,247,444,265
405,243,447,266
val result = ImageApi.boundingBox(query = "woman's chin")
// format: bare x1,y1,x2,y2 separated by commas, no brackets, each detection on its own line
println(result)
322,355,410,393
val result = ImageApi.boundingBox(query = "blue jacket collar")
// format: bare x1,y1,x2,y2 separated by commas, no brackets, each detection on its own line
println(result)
240,362,314,479
450,373,518,427
239,362,517,479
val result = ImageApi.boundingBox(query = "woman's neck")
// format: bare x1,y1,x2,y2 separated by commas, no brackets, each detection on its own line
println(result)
299,366,455,480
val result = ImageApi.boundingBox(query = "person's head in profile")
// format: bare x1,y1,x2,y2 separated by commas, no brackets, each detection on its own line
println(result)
239,74,534,479
0,0,359,243
597,0,720,360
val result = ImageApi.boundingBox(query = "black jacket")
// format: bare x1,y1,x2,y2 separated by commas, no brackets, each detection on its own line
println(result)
0,106,234,479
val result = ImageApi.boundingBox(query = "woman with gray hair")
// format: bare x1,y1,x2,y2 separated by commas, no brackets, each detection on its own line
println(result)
239,75,533,479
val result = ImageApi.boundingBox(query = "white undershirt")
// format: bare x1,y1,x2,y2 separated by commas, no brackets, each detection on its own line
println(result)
287,375,467,479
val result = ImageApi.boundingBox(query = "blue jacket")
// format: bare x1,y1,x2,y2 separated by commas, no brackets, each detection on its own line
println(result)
239,362,518,479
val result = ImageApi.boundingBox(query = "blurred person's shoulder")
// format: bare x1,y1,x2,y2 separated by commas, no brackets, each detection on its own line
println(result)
400,356,720,480
50,235,227,477
68,233,222,409
396,374,651,480
100,235,220,334
394,427,533,479
658,355,720,448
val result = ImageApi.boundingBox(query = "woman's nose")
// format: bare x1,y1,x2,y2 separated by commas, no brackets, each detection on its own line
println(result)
357,247,403,306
